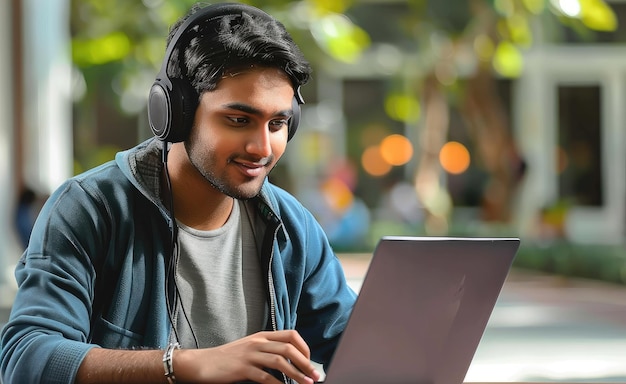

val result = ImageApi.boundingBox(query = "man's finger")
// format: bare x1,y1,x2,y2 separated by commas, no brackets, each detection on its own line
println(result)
254,352,317,384
263,330,311,358
259,342,321,383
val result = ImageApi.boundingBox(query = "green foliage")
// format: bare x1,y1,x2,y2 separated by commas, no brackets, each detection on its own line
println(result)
72,32,131,66
493,41,524,78
551,0,618,31
69,0,372,106
73,145,120,175
514,241,626,285
339,218,626,287
310,13,370,63
68,0,620,204
421,0,472,34
385,93,422,123
69,0,619,110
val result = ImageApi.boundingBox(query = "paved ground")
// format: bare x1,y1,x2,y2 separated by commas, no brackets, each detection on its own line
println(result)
2,255,626,383
339,254,626,383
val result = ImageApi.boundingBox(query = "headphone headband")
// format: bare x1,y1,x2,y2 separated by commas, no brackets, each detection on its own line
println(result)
148,3,303,143
157,3,275,91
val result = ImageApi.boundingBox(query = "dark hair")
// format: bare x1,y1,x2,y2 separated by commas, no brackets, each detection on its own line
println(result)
166,3,311,96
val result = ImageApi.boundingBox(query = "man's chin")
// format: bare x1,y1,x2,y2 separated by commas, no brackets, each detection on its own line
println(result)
224,181,264,200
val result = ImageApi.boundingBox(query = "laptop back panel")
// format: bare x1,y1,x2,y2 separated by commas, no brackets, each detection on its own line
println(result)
323,236,520,384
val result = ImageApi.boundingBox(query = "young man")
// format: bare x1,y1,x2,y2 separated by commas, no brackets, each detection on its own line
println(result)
0,3,357,383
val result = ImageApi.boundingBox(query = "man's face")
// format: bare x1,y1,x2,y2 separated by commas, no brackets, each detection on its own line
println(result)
184,67,294,200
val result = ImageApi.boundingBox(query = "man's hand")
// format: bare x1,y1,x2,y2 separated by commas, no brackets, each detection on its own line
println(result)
175,330,321,384
77,330,321,383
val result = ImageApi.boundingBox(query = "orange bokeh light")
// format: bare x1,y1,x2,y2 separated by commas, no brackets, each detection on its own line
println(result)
439,141,470,174
362,146,392,177
380,134,414,166
321,177,354,213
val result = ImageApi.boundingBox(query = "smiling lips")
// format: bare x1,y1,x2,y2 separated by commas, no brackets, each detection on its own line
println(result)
233,159,269,177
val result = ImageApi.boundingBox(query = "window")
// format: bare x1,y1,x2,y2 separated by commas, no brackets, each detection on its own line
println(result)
557,85,603,206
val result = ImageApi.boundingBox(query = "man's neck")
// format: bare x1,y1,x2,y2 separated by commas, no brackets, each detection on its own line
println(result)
161,148,235,231
173,190,234,231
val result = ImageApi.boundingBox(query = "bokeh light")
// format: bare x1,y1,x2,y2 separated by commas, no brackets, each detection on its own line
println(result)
362,145,392,176
321,177,354,213
493,41,524,78
380,134,414,166
507,14,533,47
72,32,131,66
474,34,495,62
555,0,582,17
384,94,421,123
523,0,546,14
310,13,370,63
439,141,471,174
494,0,515,17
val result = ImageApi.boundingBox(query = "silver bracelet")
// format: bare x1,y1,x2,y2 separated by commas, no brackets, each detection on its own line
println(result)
163,342,181,384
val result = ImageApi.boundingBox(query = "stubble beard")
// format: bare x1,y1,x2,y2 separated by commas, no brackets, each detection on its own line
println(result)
184,140,274,200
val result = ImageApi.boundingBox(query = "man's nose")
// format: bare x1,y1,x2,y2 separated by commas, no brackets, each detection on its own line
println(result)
246,125,272,158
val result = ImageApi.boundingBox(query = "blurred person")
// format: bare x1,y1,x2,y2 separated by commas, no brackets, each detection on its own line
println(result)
13,186,49,250
14,187,38,249
0,3,357,384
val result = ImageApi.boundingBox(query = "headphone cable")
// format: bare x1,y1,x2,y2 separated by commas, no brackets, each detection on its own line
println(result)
162,140,199,349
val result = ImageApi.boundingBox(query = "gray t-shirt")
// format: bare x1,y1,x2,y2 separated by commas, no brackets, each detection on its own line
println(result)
174,200,267,348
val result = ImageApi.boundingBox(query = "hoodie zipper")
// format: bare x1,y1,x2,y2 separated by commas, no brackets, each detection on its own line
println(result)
268,252,278,333
254,196,291,384
265,224,292,384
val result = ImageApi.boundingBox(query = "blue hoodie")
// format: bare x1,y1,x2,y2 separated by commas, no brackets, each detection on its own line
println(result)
0,138,357,383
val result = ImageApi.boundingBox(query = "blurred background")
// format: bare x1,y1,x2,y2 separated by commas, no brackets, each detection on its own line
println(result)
2,0,626,382
3,0,625,284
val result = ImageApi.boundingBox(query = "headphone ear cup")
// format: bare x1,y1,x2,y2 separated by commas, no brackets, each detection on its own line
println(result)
148,80,171,141
148,78,198,143
288,96,301,141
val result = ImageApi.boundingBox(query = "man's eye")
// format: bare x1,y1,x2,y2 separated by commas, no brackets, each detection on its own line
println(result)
227,117,248,125
269,119,288,131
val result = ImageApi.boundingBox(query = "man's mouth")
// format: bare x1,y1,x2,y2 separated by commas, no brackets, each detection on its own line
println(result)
233,160,268,177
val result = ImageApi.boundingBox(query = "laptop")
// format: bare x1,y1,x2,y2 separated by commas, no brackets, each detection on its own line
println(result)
322,236,520,384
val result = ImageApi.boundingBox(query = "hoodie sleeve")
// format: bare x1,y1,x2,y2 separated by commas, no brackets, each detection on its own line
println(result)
0,177,108,383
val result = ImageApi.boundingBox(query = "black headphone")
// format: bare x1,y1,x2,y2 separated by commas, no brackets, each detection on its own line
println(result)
147,3,303,143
